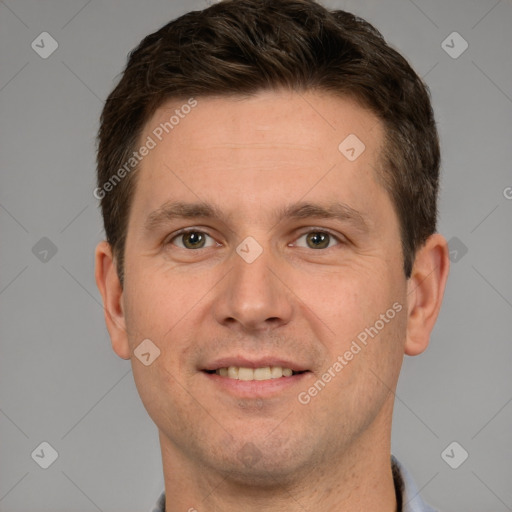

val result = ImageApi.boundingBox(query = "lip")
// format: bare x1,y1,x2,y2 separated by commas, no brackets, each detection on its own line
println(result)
201,370,310,398
201,356,309,372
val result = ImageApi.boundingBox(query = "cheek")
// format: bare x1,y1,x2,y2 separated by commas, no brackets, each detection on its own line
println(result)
124,264,189,329
312,263,406,380
308,265,391,336
123,265,216,378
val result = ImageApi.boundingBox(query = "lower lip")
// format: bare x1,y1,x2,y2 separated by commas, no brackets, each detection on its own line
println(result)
201,371,310,398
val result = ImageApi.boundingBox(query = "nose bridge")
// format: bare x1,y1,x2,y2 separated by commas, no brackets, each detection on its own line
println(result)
213,237,293,331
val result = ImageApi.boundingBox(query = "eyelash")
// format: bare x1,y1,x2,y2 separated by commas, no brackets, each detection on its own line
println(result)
166,227,345,250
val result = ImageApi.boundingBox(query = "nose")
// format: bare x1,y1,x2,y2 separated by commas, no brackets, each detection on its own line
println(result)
212,241,294,333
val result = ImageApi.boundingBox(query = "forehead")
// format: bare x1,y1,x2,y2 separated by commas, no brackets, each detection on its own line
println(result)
130,90,389,230
147,90,381,155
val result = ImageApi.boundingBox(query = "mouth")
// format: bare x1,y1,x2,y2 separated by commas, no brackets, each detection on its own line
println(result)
201,367,310,399
203,366,308,381
200,358,311,397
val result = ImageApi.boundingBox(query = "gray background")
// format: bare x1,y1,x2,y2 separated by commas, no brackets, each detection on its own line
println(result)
1,0,511,511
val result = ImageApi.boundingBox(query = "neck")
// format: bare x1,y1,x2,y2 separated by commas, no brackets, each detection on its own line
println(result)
159,397,397,512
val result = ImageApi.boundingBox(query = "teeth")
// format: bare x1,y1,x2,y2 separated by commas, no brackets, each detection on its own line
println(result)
238,367,254,381
215,366,297,380
254,367,271,380
270,366,283,378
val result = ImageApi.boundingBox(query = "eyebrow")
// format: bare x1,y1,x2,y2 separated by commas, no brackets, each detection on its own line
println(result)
144,200,370,234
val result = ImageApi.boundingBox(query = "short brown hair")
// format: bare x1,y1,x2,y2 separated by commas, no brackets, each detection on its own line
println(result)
97,0,440,286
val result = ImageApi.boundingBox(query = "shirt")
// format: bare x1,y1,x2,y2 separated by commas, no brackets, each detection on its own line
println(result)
150,455,438,512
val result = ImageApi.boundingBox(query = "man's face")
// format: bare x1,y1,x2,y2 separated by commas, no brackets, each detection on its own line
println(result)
118,90,409,482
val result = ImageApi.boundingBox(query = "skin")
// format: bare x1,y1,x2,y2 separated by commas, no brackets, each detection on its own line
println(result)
95,90,450,512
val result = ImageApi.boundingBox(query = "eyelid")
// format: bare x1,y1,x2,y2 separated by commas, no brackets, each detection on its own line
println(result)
166,227,218,248
166,226,346,250
292,227,346,248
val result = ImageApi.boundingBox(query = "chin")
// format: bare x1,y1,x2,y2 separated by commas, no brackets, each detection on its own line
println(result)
218,459,302,489
208,437,315,488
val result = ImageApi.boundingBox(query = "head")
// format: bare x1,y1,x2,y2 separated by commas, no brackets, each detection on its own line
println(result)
95,0,449,489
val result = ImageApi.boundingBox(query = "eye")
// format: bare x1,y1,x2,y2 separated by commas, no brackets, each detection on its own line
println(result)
167,229,217,250
166,228,344,251
293,230,343,250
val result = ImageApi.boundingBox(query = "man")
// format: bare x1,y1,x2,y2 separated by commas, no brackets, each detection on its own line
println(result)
94,1,450,510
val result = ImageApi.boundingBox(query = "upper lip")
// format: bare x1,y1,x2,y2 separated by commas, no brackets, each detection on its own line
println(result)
202,356,309,372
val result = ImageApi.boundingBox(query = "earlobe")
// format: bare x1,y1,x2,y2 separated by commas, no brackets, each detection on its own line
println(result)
94,241,131,360
404,234,450,356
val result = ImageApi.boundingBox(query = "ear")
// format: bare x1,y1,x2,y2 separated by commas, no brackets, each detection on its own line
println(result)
94,241,131,359
404,233,450,356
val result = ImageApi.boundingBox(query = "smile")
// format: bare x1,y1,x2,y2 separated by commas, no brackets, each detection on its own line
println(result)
205,366,306,381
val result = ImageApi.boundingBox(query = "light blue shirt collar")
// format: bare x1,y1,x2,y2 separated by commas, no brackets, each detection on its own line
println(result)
392,455,438,512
